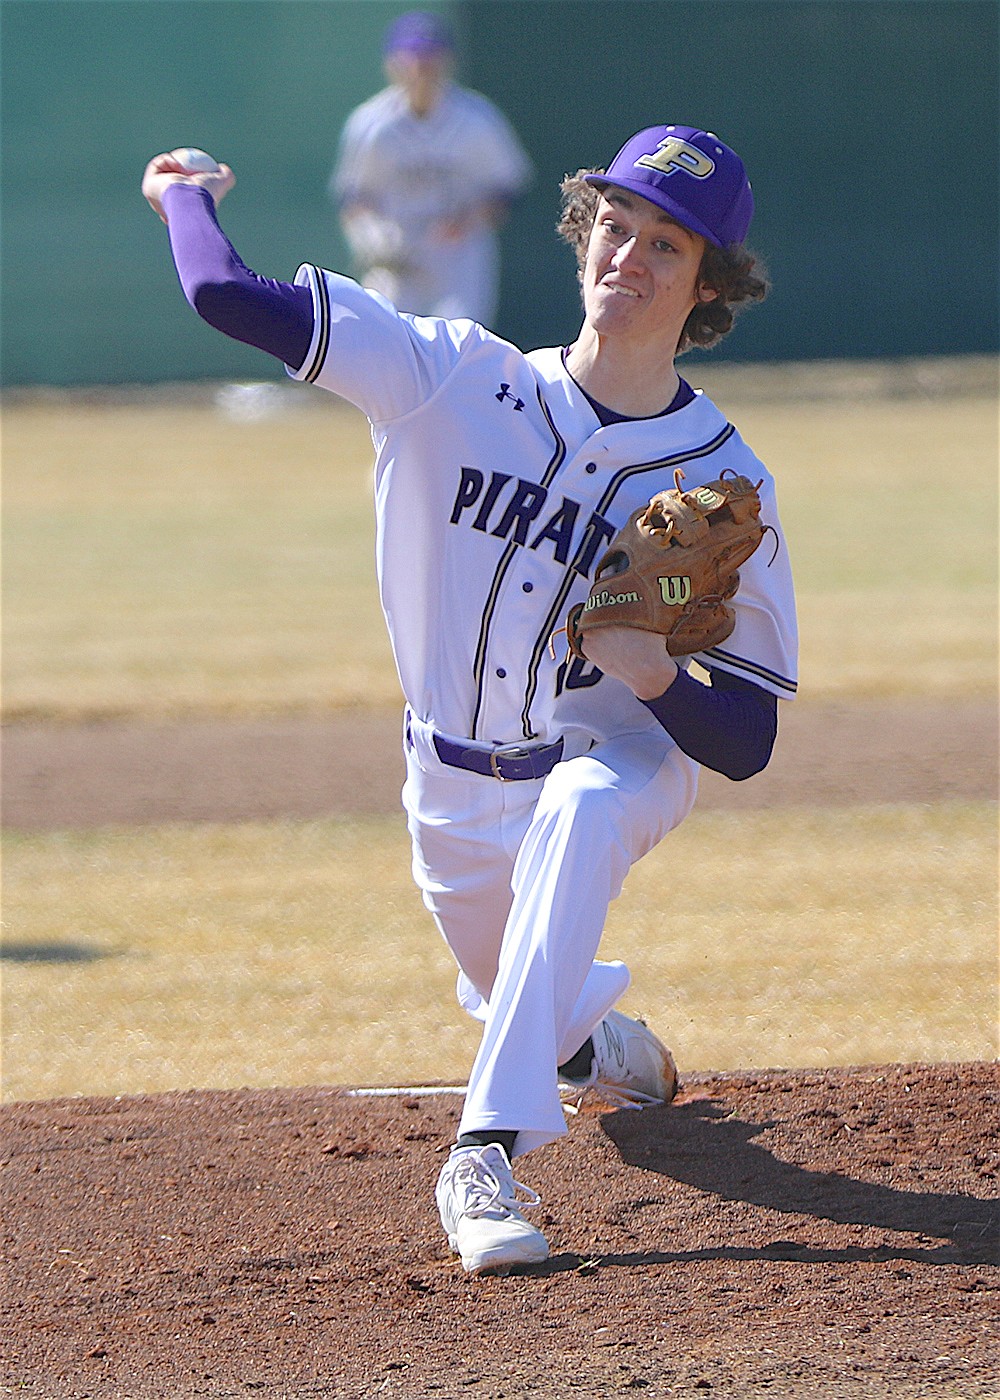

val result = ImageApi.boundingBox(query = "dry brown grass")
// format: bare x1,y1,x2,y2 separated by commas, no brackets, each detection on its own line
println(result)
3,375,996,719
2,802,994,1103
2,369,996,1104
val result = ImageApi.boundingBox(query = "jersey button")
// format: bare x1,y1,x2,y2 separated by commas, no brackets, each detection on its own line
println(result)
522,581,534,592
496,668,507,679
585,462,597,473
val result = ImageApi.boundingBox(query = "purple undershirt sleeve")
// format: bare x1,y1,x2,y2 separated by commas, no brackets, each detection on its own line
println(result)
641,665,778,780
161,184,313,370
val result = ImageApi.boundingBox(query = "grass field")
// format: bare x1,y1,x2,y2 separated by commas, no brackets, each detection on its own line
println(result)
2,802,995,1103
2,364,997,1103
3,369,997,718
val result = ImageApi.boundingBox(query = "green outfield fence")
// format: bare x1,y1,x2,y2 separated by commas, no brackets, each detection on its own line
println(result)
1,0,997,387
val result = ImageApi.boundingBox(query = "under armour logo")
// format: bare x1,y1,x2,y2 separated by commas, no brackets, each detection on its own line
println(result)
496,383,525,411
636,136,715,181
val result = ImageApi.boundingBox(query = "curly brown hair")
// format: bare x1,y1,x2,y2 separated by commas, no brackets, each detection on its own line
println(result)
557,171,768,355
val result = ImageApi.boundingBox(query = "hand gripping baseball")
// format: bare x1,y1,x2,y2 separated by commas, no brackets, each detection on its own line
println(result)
562,468,773,662
141,149,235,224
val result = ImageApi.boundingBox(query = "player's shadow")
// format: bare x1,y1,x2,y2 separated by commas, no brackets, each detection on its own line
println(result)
0,940,116,963
589,1098,999,1269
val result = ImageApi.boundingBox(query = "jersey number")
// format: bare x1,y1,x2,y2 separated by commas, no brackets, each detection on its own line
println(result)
555,655,603,697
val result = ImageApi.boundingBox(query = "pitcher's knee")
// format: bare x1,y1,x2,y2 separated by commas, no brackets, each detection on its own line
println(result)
527,769,630,863
538,757,622,822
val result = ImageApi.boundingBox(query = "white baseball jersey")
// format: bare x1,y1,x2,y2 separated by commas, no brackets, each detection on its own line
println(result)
289,267,798,1154
331,83,533,324
291,266,797,741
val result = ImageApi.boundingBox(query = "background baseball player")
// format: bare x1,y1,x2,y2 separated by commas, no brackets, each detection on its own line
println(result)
329,9,533,324
142,121,797,1276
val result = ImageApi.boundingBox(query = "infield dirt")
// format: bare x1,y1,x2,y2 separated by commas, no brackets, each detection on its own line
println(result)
3,697,996,829
2,699,998,1399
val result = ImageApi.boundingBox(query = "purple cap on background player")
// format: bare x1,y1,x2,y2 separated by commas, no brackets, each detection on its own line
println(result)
383,10,455,55
585,125,754,248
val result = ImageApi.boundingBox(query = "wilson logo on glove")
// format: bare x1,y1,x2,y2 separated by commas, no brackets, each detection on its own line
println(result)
583,588,641,613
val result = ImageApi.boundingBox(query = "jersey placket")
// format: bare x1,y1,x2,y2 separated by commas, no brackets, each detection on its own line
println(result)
472,443,618,743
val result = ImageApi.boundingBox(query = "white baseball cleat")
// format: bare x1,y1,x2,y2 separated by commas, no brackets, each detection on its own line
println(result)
560,1008,678,1114
435,1143,549,1276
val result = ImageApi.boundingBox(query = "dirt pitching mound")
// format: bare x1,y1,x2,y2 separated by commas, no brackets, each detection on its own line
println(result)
4,1062,998,1400
4,698,998,1395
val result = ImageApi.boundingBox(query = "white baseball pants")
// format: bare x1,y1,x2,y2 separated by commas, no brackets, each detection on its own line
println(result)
402,715,699,1156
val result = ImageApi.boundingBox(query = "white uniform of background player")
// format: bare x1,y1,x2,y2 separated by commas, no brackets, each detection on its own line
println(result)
142,122,797,1277
331,10,533,324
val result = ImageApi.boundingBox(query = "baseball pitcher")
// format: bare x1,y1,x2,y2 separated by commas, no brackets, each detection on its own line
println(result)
143,121,797,1276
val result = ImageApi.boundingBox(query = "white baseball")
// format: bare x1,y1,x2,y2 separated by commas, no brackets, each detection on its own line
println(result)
172,147,221,173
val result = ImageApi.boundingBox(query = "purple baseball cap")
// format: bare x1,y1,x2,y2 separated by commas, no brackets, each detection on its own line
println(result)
584,125,754,248
383,10,455,56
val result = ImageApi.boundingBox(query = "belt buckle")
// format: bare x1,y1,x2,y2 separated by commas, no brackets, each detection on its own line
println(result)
489,743,534,781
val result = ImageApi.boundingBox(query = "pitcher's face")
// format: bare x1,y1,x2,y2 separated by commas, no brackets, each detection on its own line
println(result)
582,190,712,352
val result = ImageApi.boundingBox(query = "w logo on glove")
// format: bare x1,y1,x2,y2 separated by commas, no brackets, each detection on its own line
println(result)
659,575,692,606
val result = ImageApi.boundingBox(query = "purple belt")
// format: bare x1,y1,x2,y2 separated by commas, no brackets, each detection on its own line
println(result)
432,734,565,782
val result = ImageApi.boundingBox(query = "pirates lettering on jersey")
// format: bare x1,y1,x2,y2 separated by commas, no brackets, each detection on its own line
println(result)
450,467,617,577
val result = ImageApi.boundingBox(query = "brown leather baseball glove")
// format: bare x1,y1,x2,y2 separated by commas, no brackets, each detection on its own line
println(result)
564,469,769,660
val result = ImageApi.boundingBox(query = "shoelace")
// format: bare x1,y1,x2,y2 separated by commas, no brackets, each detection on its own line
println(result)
451,1152,541,1219
559,1068,664,1116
